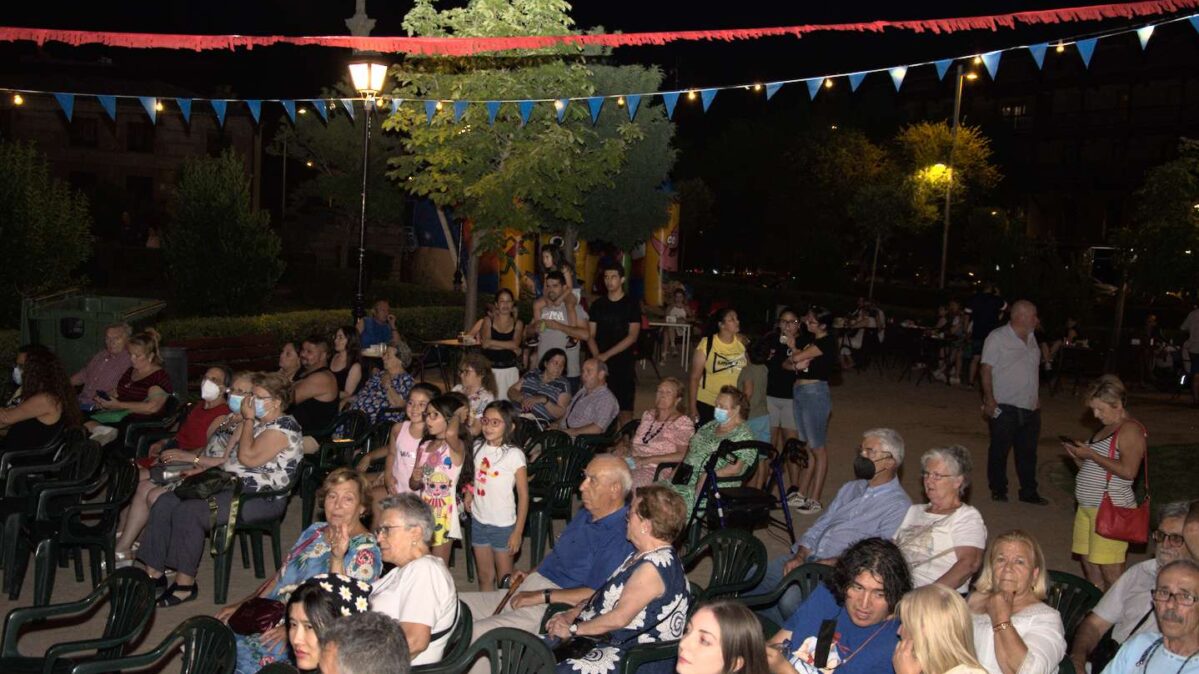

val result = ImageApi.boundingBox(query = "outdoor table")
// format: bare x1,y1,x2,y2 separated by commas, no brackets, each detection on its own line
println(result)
1050,344,1103,396
648,320,691,370
418,338,479,389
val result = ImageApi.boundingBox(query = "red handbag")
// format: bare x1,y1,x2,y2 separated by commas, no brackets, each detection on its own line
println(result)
1095,422,1150,544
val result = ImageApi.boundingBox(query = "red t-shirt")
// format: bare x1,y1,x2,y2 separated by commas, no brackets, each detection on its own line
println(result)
174,403,231,450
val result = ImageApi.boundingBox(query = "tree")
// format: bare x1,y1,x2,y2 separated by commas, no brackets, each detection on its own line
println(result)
1118,138,1199,298
0,140,93,325
894,121,1002,218
382,0,675,326
164,150,284,316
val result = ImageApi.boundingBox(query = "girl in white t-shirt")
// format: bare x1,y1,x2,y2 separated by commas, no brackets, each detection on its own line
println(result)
465,401,529,591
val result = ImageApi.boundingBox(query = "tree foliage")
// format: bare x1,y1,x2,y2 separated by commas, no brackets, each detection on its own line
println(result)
893,121,1002,219
1118,138,1199,297
164,150,284,316
0,140,93,325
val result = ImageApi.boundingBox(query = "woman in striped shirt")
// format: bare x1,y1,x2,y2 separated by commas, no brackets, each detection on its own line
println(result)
1062,375,1148,591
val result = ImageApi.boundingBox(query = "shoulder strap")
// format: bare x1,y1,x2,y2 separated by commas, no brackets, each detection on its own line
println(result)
1104,422,1150,496
699,336,716,389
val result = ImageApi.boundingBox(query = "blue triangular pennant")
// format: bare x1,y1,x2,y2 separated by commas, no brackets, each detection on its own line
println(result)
1191,16,1199,34
1076,38,1098,68
586,97,604,125
1136,26,1154,50
764,83,782,100
980,51,1002,79
805,79,822,100
934,59,953,81
555,99,569,123
424,100,438,125
340,99,355,120
139,97,157,124
485,101,501,126
625,94,641,121
176,98,192,123
848,73,866,92
211,100,227,127
54,93,74,121
281,100,296,123
451,101,467,123
1028,43,1048,70
307,100,328,123
889,66,908,92
700,89,717,112
517,100,534,126
245,100,261,124
96,95,117,121
660,92,679,119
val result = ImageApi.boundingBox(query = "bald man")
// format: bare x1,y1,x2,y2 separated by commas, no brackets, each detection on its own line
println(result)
981,299,1047,505
460,455,634,641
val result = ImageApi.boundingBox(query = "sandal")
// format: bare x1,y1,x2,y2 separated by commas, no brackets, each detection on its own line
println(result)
157,582,198,607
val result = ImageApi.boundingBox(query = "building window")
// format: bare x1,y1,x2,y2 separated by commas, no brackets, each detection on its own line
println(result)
70,117,99,147
126,121,154,153
1000,103,1031,130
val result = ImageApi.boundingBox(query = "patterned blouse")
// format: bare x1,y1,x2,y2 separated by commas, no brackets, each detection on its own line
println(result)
352,370,415,425
222,414,304,499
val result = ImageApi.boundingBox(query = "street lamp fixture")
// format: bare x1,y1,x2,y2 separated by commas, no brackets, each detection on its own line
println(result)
348,56,389,320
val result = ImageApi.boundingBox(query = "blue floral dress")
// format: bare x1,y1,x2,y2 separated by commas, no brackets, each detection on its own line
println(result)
554,547,690,674
234,522,382,674
352,370,415,424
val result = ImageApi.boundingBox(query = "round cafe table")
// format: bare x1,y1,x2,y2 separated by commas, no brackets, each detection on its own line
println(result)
419,338,479,389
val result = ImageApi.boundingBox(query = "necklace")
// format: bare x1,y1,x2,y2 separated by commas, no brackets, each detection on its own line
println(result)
1138,638,1199,674
640,413,674,445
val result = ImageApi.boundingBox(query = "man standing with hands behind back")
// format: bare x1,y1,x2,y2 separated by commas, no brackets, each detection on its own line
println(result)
980,299,1047,505
588,261,642,426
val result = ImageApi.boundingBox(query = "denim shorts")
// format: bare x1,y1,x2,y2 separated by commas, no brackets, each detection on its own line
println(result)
471,519,516,551
746,415,771,443
792,381,831,448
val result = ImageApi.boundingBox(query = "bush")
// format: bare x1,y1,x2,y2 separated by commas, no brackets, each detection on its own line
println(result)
0,141,93,327
164,150,284,316
156,306,463,346
370,282,465,308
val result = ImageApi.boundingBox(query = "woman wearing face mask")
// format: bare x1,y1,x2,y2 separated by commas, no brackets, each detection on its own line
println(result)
145,366,233,457
661,385,756,515
138,372,304,607
219,469,382,674
113,370,253,567
677,600,769,674
286,573,374,673
0,345,80,456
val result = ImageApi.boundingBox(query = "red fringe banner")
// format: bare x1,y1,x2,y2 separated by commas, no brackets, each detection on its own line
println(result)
3,0,1197,55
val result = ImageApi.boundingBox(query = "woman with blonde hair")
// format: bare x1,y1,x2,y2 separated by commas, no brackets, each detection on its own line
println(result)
894,584,987,674
613,376,695,487
966,530,1065,674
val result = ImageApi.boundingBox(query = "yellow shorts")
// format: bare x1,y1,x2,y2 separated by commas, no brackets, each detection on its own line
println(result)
1072,506,1129,565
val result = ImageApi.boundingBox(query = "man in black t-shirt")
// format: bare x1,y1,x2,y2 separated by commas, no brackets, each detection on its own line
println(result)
587,261,642,425
965,283,1007,386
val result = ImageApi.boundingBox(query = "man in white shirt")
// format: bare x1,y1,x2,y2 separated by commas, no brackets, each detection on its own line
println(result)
1071,501,1195,674
980,299,1046,505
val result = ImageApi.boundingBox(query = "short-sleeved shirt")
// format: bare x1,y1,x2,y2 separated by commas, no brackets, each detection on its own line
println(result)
76,349,131,406
981,324,1040,410
1103,632,1199,674
174,402,231,450
795,334,838,382
370,555,457,666
893,503,988,593
765,337,796,398
537,506,634,590
589,294,641,366
562,384,619,433
518,371,570,424
359,317,393,349
1093,558,1160,643
116,367,174,420
452,384,495,419
471,443,527,527
737,363,768,419
695,334,747,406
966,292,1006,340
779,585,900,674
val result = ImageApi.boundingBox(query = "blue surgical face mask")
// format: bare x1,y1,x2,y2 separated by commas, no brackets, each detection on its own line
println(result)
11,366,21,386
227,393,245,413
254,398,269,419
713,407,730,424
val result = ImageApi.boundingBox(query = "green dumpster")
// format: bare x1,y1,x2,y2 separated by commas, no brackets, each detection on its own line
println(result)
20,289,167,374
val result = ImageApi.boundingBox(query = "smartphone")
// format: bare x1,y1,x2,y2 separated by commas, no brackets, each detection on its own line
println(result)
1057,435,1077,445
96,391,111,401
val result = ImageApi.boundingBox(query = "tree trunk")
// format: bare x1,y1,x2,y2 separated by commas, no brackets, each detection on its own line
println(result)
868,233,882,300
463,237,479,334
1107,266,1129,374
563,226,579,274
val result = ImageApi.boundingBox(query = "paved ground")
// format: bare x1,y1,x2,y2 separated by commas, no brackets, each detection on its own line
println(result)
5,358,1196,665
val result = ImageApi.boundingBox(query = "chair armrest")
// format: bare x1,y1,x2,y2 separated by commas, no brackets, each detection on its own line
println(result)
621,640,680,673
134,430,177,459
653,462,680,482
573,433,614,452
538,602,574,632
2,587,105,656
0,446,57,477
67,641,175,674
6,456,73,495
34,475,106,519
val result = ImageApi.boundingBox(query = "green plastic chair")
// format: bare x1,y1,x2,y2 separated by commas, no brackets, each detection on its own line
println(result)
211,483,294,604
683,528,767,601
1046,569,1103,647
300,409,372,528
525,431,591,566
412,601,473,673
741,562,834,636
69,615,235,674
417,627,555,674
0,567,156,674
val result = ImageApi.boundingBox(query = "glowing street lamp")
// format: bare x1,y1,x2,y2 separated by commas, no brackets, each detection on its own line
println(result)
347,56,389,320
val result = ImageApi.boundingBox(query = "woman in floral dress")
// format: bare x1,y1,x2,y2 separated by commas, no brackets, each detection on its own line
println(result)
544,486,691,674
612,377,694,487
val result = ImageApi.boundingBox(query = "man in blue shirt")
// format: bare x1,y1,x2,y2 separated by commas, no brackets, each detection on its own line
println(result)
766,538,912,674
460,455,634,642
748,428,911,624
1102,559,1199,674
357,299,400,350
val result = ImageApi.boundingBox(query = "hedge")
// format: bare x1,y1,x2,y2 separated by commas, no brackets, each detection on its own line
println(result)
157,306,465,346
0,329,17,370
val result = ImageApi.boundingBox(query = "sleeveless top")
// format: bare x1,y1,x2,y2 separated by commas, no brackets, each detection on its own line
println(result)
1075,422,1144,508
483,320,519,369
695,335,747,406
390,421,422,494
417,439,463,546
0,415,64,454
289,367,338,433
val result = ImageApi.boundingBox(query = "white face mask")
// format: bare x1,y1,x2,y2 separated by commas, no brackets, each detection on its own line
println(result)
200,379,222,402
11,366,21,386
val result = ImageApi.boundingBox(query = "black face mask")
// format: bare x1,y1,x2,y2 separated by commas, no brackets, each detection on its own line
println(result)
853,455,878,481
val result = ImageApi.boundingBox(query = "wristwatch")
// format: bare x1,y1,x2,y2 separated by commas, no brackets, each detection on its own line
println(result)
568,623,578,635
543,589,552,604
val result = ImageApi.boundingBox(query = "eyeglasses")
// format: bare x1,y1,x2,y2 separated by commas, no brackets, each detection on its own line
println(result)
1151,589,1197,607
480,418,505,428
458,369,474,376
859,446,893,460
1152,530,1186,547
373,525,406,537
921,471,958,482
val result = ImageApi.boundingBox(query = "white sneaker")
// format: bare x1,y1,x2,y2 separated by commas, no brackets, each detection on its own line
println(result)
786,490,807,507
795,499,823,515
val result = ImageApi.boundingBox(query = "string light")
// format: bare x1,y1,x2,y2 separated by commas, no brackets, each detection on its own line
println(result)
12,94,23,105
687,90,698,100
823,78,833,89
616,96,625,107
154,101,164,112
434,100,443,111
298,107,307,115
1056,42,1066,53
553,100,564,111
965,72,979,80
972,55,982,64
305,160,314,167
752,83,762,92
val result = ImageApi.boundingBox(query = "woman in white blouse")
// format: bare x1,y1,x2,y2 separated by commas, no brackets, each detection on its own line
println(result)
894,445,987,593
967,531,1066,674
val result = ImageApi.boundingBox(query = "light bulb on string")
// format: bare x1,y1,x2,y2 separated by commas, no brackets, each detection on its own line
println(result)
616,96,625,107
434,101,443,111
13,94,23,105
687,90,697,101
823,78,833,89
154,101,164,112
972,55,982,65
753,83,762,92
1055,42,1066,53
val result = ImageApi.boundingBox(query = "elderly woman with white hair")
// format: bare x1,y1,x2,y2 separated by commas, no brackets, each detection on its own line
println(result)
369,493,458,666
894,445,987,593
